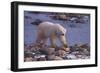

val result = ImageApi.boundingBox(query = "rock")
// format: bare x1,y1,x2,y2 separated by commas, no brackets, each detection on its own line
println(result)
69,46,77,52
24,57,33,62
83,49,90,56
34,55,46,58
46,55,56,60
55,50,66,58
76,55,83,58
24,43,90,61
59,46,70,52
76,55,90,59
79,43,88,48
32,58,38,61
66,54,77,59
71,51,80,55
40,47,55,55
30,47,40,52
54,56,63,60
84,56,90,59
24,52,34,58
63,48,70,52
58,14,67,20
38,57,46,61
47,55,63,60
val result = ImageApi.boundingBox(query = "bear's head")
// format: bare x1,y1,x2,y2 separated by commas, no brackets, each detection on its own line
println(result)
55,24,66,37
55,24,67,48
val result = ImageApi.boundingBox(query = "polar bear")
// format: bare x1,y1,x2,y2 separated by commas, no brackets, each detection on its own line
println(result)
31,20,68,51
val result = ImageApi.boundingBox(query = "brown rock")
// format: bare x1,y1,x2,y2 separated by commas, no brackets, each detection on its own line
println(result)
55,50,66,58
24,57,33,62
60,46,70,52
54,56,63,60
58,14,67,20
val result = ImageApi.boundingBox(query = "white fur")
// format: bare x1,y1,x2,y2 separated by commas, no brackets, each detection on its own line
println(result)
38,22,66,37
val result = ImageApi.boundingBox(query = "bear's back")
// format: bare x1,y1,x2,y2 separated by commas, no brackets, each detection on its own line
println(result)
38,22,56,37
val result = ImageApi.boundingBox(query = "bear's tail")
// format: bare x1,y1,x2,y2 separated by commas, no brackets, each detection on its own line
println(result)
31,19,43,26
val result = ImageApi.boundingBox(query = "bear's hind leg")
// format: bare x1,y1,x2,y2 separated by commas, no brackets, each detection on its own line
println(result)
36,31,46,45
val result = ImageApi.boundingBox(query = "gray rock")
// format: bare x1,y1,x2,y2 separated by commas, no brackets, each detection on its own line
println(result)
30,47,38,52
38,57,46,61
24,51,34,58
71,51,80,55
40,47,55,55
47,55,56,60
32,58,38,61
47,55,63,60
76,55,83,58
76,55,90,59
54,56,63,60
83,49,90,56
66,54,77,59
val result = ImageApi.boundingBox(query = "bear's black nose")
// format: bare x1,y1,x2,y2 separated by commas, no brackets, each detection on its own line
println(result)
61,34,64,36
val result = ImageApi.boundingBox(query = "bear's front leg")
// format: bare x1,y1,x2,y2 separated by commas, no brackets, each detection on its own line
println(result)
59,36,70,52
50,35,57,48
59,36,68,47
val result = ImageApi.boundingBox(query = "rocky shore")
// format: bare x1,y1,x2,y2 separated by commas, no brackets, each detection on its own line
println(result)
24,43,90,62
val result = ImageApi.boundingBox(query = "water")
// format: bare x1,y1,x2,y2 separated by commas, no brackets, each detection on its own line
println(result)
24,11,90,46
